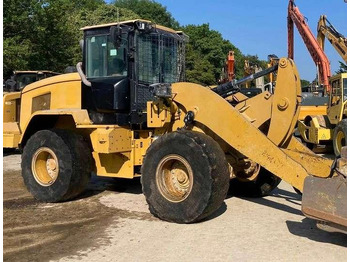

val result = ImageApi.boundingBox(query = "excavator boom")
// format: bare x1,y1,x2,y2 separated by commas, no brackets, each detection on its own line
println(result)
317,15,347,63
288,0,331,92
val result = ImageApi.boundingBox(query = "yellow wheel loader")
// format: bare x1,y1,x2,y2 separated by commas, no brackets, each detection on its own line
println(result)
3,20,346,231
4,70,60,93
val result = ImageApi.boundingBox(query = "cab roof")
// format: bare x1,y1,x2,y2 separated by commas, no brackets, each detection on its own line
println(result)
14,70,60,75
80,19,183,35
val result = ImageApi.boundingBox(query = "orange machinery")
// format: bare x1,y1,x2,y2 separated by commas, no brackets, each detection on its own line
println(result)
288,0,331,93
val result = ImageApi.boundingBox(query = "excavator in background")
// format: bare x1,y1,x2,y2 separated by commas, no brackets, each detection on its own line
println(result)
219,51,235,83
243,60,264,90
3,19,346,232
288,0,347,156
317,15,347,63
287,0,331,92
219,52,263,98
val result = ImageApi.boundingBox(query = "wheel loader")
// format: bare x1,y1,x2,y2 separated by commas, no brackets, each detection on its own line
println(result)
3,20,346,231
4,70,60,93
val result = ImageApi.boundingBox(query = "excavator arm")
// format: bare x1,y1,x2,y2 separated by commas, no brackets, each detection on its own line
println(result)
317,15,347,63
288,0,331,93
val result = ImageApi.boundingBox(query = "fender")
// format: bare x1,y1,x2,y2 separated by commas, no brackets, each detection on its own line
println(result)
20,109,92,146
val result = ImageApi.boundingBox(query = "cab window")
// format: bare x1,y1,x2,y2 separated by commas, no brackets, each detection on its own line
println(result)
86,35,127,78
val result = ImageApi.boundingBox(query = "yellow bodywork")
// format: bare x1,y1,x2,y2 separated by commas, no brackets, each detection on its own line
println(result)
327,73,347,124
3,73,83,148
297,73,347,146
317,15,347,63
19,73,82,132
298,105,327,121
298,115,332,144
78,125,152,178
148,58,333,191
3,58,334,191
3,92,21,148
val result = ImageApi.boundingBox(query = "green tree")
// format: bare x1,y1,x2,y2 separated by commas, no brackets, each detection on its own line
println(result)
3,0,106,77
3,37,32,77
300,79,311,87
3,0,138,78
336,61,347,74
68,5,139,65
114,0,180,29
182,23,248,85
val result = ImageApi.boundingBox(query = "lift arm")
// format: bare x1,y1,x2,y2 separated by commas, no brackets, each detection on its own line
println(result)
288,0,331,93
170,58,333,191
317,15,347,64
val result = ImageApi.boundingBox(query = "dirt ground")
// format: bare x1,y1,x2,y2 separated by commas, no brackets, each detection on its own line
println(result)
3,152,347,262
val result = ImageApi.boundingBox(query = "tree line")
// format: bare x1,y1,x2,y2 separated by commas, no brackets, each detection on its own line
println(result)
3,0,285,85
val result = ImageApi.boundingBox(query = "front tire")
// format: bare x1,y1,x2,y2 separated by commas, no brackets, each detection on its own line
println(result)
21,129,92,202
333,119,347,157
141,130,230,223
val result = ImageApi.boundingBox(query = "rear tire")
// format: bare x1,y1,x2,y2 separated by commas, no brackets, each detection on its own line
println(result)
21,129,92,202
141,130,230,223
230,167,281,197
333,119,347,157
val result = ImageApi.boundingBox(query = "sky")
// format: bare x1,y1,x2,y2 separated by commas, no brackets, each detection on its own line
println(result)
108,0,348,81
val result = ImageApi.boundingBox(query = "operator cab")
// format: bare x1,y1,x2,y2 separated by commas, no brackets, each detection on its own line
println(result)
79,20,188,127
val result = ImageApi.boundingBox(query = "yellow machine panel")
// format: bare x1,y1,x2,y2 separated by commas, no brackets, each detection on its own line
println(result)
147,100,172,128
19,73,82,132
298,105,327,121
90,127,132,153
3,92,21,123
3,122,21,148
92,152,134,178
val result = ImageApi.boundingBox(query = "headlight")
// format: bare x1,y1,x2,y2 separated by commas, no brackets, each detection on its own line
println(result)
150,83,172,98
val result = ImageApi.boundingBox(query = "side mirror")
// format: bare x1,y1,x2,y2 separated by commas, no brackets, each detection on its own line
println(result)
110,26,122,48
79,39,84,52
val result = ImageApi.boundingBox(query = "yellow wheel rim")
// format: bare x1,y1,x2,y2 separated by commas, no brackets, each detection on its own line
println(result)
31,147,59,186
156,155,193,203
335,130,346,156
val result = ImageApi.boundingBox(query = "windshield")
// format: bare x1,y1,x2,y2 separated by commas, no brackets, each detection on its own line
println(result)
86,35,127,78
16,74,38,89
136,32,185,85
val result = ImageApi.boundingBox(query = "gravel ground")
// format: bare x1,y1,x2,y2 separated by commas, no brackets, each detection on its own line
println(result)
3,153,347,262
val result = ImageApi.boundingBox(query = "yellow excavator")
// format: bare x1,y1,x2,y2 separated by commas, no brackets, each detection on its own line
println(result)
3,20,346,232
317,15,347,63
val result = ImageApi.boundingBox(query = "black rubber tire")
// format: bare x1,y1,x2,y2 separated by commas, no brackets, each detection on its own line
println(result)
333,119,347,157
230,167,281,197
141,130,230,223
21,129,92,202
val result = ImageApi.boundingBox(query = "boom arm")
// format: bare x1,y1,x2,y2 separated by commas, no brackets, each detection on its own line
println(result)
169,58,333,191
317,15,347,63
288,0,331,92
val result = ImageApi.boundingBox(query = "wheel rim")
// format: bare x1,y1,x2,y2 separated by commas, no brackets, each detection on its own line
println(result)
235,159,261,182
335,130,346,155
156,154,193,203
31,147,59,186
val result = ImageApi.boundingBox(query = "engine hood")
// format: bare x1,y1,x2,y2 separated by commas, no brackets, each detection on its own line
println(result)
22,73,81,94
